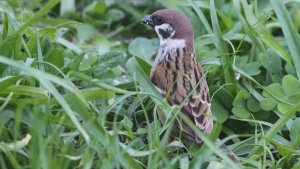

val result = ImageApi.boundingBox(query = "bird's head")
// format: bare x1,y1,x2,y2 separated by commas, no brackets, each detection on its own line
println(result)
141,9,194,46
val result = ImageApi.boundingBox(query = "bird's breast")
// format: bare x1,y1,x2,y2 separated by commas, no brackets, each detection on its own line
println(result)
150,44,191,101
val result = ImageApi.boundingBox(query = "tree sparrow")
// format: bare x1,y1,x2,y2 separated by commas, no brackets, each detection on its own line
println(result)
141,9,213,144
141,9,240,163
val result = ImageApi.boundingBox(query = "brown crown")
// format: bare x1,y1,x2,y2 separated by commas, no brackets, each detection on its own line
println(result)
151,9,194,48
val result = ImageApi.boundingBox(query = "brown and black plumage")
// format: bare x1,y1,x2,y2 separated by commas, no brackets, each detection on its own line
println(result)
141,9,240,162
141,9,213,144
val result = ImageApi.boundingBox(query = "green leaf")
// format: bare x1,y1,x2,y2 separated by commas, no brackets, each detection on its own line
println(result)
292,159,300,169
288,94,300,105
232,104,251,119
180,156,189,169
232,90,250,118
262,83,285,98
240,62,261,76
78,54,97,72
233,90,248,105
285,62,296,76
39,27,56,40
0,76,20,91
290,118,300,148
93,34,110,54
259,50,281,74
45,48,65,68
211,99,229,123
260,98,278,111
79,62,91,71
128,37,159,64
106,9,125,22
95,51,126,74
282,75,300,97
277,103,291,114
136,128,147,136
84,1,106,16
135,56,152,76
247,95,261,112
0,110,15,127
76,24,95,43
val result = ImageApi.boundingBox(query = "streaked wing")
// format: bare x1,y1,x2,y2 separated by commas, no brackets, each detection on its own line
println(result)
173,60,213,143
189,62,213,135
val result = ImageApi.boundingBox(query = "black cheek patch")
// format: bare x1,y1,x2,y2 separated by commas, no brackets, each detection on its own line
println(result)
158,29,170,39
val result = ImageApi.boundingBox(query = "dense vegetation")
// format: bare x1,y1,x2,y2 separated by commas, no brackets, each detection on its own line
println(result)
1,0,300,168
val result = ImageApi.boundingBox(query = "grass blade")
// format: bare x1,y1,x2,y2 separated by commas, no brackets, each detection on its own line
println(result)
270,0,300,80
0,56,90,142
210,0,237,93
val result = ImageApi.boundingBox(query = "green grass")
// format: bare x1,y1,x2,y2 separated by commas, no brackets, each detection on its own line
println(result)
1,0,300,168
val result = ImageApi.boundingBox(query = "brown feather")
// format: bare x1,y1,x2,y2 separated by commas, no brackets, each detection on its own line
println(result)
143,9,239,162
146,9,213,143
151,46,213,143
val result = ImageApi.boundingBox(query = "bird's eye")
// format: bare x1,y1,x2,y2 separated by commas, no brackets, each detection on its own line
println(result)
153,17,163,25
157,18,163,23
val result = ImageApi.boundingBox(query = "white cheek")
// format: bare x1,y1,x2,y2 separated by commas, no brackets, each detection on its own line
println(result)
154,23,171,32
154,23,175,41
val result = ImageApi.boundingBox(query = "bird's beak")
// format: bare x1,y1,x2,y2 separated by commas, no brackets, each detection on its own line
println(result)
141,15,154,27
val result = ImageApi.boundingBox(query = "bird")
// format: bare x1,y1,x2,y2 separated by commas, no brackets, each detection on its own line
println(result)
140,9,239,162
141,9,213,144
